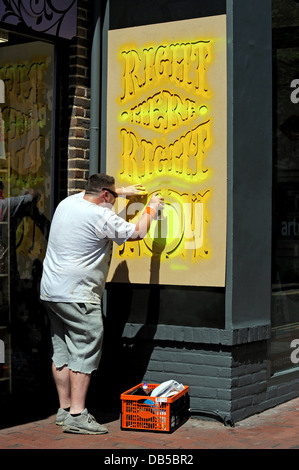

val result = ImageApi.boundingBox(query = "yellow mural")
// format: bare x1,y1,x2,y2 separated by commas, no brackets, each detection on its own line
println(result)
106,16,227,287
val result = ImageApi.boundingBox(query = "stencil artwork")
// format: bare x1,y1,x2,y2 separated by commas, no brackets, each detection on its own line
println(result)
106,16,227,287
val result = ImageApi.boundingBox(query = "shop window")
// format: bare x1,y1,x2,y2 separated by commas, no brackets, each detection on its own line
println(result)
271,1,299,375
0,32,53,392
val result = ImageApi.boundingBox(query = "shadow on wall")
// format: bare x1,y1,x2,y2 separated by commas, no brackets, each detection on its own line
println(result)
89,224,166,411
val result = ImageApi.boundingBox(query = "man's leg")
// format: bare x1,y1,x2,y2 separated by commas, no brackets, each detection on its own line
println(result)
62,369,108,434
52,363,71,409
69,370,91,414
51,364,91,413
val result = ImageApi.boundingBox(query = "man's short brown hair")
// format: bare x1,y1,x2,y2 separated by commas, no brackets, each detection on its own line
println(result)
85,173,115,194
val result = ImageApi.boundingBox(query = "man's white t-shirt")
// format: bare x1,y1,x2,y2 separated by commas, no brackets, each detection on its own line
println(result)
40,192,135,304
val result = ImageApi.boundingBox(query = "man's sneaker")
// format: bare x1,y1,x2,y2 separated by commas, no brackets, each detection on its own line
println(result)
56,408,69,426
62,408,108,435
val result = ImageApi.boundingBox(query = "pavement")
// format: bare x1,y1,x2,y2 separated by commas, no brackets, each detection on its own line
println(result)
0,395,298,456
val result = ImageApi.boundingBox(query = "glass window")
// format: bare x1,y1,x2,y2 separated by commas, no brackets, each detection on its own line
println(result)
271,1,299,375
0,32,53,391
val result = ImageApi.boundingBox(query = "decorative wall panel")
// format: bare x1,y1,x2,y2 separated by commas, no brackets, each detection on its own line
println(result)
107,15,227,287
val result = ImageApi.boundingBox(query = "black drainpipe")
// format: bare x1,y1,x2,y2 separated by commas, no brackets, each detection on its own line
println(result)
89,0,103,175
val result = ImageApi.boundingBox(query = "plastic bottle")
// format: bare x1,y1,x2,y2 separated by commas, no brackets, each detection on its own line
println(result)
142,383,150,395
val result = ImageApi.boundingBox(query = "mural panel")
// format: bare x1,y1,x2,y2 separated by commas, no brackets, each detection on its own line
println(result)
107,16,227,287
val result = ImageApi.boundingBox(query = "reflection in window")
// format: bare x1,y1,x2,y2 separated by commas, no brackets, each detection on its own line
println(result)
0,39,53,390
272,1,299,375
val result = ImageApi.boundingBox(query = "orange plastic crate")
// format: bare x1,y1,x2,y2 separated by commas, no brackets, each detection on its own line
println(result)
120,383,189,433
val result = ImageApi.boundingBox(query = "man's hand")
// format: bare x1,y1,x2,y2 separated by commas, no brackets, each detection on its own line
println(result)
22,188,40,201
148,193,164,212
128,192,165,241
117,184,147,197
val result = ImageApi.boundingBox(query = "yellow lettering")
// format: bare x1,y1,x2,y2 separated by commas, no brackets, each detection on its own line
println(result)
119,128,140,180
115,190,210,261
120,49,143,102
118,120,211,182
114,34,217,264
121,90,198,133
154,45,169,78
120,40,213,103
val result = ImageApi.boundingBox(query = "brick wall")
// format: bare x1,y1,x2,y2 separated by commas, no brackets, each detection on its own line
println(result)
139,342,233,420
231,342,268,422
113,336,299,424
67,0,92,195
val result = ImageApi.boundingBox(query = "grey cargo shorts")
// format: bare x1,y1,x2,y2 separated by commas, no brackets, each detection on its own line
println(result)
43,301,104,374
